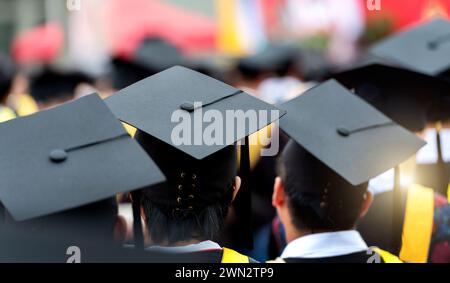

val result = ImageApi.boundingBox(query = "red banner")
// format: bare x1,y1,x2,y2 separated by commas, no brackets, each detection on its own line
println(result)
365,0,450,30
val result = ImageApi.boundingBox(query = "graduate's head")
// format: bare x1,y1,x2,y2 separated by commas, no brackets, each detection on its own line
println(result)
273,140,373,240
136,131,241,245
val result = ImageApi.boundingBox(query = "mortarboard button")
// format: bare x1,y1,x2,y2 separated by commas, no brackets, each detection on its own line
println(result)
337,127,350,137
180,102,195,112
428,34,450,50
428,42,438,50
49,149,68,163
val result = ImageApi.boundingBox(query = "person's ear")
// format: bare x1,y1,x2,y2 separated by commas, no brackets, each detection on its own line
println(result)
359,191,374,219
231,176,241,202
113,215,128,244
272,177,286,209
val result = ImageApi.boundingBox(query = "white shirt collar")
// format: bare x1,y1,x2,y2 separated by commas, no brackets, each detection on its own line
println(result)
145,240,221,254
281,230,368,259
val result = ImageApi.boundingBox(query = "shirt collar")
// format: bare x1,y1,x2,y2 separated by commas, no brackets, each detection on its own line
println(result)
281,230,368,259
145,240,221,254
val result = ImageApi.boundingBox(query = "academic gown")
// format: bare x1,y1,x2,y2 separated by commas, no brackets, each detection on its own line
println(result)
145,241,258,263
273,231,400,263
359,170,450,263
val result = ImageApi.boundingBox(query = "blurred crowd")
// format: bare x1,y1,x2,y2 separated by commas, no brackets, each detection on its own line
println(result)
0,0,450,264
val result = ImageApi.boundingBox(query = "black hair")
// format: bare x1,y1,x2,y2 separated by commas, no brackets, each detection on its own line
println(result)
276,154,368,232
135,130,238,245
0,54,15,103
0,80,12,104
141,187,234,245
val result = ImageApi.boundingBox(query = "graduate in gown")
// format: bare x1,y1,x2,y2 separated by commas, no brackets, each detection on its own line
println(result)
270,80,425,263
105,66,284,263
0,94,165,262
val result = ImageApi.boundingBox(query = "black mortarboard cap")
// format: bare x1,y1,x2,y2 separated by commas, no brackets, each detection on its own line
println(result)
133,37,184,74
106,66,284,249
29,68,93,103
370,18,450,79
106,66,284,160
0,94,165,221
279,79,426,187
333,58,450,129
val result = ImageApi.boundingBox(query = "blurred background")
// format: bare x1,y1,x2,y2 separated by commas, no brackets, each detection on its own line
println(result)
2,0,450,208
1,0,449,75
0,0,448,118
1,0,450,262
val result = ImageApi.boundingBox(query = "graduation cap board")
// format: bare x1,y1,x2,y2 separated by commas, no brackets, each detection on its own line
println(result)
0,94,165,222
106,66,285,250
279,79,426,186
106,66,285,160
370,18,450,79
